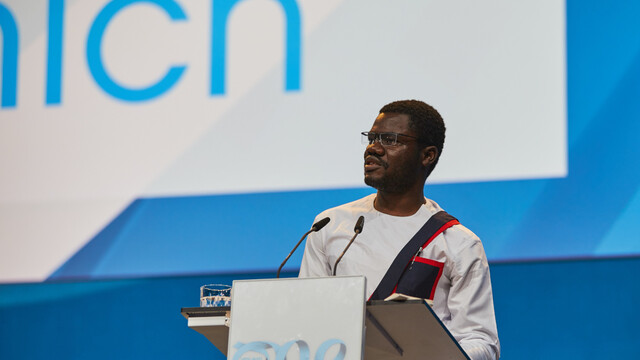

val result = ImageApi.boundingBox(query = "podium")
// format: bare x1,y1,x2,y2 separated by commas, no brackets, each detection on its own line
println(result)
181,277,469,359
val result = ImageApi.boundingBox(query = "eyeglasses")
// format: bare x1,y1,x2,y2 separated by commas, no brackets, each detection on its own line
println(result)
361,131,422,146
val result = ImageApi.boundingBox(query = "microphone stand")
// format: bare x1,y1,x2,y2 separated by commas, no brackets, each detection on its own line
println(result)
277,228,314,278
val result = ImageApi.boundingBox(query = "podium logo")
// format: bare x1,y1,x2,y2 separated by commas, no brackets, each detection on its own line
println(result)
233,339,346,360
0,0,301,109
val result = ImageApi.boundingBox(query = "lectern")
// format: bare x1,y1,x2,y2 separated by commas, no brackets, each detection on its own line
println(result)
181,276,469,359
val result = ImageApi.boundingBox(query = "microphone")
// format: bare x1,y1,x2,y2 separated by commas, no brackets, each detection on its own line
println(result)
332,216,365,276
276,217,330,278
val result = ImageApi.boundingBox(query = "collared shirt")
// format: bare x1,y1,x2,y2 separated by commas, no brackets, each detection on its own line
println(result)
299,194,500,360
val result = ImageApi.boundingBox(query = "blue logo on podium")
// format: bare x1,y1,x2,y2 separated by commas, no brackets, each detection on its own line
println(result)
233,339,347,360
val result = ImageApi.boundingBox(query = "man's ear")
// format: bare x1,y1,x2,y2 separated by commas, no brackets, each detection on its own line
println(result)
421,146,438,168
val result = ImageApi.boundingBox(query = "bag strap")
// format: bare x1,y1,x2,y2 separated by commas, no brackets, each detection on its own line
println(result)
369,210,459,301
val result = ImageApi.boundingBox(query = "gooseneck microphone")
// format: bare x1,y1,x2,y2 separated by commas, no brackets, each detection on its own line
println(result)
276,217,330,278
332,216,365,276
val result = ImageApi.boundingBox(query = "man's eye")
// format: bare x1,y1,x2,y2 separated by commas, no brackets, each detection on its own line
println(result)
380,134,396,145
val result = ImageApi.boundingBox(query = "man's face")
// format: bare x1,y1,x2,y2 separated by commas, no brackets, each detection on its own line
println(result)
364,112,424,193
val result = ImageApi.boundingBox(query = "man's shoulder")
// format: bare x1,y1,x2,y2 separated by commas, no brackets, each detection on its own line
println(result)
438,220,488,266
315,193,376,220
424,199,484,250
446,223,482,245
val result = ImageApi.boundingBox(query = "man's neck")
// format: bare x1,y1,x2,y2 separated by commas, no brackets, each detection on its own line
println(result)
373,190,426,216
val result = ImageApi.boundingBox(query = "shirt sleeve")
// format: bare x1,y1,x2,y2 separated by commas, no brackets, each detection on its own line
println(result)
447,239,501,360
299,230,331,277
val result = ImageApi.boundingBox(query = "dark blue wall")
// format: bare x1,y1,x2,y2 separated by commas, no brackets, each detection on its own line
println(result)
492,257,640,358
2,257,639,359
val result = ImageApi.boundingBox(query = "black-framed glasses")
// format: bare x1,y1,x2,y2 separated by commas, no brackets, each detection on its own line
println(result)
361,131,422,146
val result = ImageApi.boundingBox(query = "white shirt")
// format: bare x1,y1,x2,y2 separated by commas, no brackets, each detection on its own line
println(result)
299,194,500,360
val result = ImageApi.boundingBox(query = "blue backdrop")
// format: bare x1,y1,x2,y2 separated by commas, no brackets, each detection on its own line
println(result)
48,0,640,279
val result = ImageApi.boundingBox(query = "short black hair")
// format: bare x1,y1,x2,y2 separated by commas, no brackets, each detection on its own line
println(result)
379,99,446,177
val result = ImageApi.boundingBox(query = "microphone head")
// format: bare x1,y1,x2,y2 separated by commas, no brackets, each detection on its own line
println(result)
311,217,331,231
354,216,365,233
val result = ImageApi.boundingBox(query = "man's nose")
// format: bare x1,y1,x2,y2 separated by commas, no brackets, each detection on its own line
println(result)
366,140,384,155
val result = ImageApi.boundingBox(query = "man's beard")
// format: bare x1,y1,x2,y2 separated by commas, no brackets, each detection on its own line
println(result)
364,165,418,193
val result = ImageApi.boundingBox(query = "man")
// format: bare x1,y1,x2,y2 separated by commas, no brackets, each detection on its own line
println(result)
299,100,500,359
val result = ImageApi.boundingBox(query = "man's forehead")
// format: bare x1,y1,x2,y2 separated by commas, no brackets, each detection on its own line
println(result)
371,112,411,130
